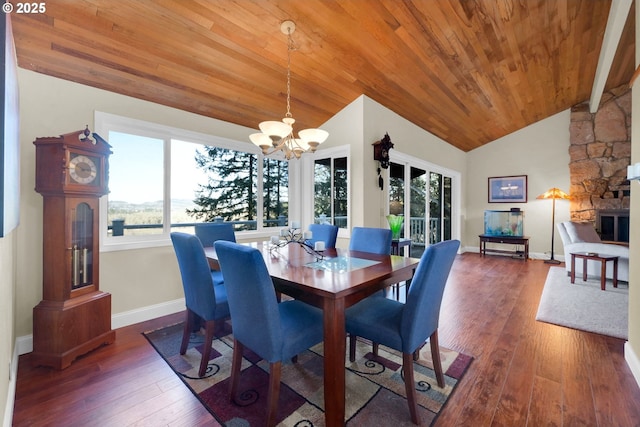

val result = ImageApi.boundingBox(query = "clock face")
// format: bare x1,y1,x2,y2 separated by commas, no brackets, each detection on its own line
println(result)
69,154,99,185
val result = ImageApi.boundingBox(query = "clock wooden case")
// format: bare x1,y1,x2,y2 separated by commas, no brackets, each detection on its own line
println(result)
32,127,115,369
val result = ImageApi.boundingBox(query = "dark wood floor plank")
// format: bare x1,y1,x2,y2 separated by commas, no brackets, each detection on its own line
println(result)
12,255,640,427
561,327,599,426
528,375,563,426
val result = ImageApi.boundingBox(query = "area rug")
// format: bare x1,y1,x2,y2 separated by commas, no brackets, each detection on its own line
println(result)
144,321,472,426
536,266,628,339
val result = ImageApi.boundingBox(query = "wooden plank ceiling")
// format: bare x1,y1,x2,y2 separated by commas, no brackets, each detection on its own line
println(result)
11,0,635,152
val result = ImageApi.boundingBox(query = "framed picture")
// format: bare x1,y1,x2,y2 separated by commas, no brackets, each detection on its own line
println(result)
488,175,527,203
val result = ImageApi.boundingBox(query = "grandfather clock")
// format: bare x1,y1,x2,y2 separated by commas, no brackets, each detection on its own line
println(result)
32,127,115,369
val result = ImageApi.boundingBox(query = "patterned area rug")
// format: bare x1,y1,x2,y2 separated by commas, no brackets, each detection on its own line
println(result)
144,321,472,426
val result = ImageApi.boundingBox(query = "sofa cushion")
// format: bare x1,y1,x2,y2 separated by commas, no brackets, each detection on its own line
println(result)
566,222,602,243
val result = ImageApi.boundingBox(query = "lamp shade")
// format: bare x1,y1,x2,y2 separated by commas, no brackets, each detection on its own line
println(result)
259,121,292,139
299,128,329,145
536,187,570,200
249,133,272,149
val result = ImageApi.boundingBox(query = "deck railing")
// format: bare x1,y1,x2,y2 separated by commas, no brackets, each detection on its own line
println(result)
109,216,446,242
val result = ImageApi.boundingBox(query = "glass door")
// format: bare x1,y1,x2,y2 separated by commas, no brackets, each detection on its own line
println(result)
429,172,452,244
389,159,455,258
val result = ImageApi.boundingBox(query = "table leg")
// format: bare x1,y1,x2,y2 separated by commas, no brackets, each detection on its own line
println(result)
570,255,576,284
582,258,588,282
600,259,606,291
613,258,618,288
322,297,346,427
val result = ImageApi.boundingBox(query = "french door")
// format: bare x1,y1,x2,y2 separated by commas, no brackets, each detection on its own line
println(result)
388,155,457,258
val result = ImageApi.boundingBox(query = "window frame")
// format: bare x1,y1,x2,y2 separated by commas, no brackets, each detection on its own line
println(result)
302,145,350,238
95,111,297,252
387,150,461,244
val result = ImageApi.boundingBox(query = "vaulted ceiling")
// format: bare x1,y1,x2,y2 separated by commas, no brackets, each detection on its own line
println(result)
11,0,636,152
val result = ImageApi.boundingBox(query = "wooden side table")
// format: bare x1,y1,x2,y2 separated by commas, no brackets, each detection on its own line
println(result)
570,252,618,291
390,238,412,300
391,238,411,256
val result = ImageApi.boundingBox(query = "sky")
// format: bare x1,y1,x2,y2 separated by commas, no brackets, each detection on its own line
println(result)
108,132,209,203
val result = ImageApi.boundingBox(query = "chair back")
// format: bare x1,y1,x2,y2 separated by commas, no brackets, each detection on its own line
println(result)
401,239,460,353
349,227,392,255
170,232,220,320
214,241,283,362
308,223,339,249
194,223,236,247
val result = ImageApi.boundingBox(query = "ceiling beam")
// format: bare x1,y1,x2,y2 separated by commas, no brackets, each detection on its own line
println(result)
589,0,633,113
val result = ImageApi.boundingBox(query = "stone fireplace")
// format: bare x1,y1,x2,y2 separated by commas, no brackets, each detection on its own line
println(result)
569,85,630,237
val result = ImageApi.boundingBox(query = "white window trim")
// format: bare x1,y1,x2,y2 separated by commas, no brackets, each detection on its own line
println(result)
95,111,295,252
388,150,462,243
302,144,351,239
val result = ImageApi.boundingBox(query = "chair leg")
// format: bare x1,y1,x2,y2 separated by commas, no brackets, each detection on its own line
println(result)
429,330,445,388
349,334,357,362
180,309,194,355
198,319,216,377
373,342,379,356
402,352,421,425
229,338,244,402
266,361,282,427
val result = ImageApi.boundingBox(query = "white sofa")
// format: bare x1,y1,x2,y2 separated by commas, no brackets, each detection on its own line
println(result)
557,221,629,282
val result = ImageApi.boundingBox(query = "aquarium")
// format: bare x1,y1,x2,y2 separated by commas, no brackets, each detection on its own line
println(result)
484,210,524,236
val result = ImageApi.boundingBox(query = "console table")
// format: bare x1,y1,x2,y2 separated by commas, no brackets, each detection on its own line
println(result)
479,234,529,260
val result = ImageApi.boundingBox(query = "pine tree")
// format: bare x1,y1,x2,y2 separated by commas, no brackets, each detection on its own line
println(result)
186,146,288,229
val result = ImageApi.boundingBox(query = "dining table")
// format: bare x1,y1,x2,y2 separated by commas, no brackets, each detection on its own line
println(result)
204,241,420,427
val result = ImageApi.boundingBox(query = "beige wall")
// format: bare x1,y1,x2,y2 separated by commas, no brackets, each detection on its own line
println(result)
361,97,467,228
466,110,572,257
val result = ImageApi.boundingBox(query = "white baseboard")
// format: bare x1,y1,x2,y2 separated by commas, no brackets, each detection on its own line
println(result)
16,298,185,356
625,342,640,388
111,298,185,329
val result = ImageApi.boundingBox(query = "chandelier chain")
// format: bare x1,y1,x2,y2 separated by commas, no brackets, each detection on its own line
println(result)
285,29,295,119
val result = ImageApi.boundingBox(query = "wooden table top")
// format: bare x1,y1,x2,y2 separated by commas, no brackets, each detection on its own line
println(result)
205,241,420,300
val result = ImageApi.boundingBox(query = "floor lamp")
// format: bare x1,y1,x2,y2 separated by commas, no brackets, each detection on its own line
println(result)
537,187,570,264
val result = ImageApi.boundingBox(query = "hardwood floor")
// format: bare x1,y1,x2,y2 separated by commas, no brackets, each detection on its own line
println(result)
13,254,640,426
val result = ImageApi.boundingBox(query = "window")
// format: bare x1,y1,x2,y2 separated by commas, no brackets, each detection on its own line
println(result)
95,112,292,250
311,148,349,229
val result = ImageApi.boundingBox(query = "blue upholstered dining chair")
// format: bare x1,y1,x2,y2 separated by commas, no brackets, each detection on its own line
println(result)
348,226,392,255
214,240,324,427
194,223,236,286
345,239,460,425
170,232,230,377
195,222,236,246
306,223,339,249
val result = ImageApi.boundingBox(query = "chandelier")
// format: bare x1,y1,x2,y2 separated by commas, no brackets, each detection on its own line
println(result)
249,20,328,160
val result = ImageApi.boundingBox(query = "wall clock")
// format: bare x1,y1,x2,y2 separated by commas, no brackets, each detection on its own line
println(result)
373,132,394,189
373,132,394,169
